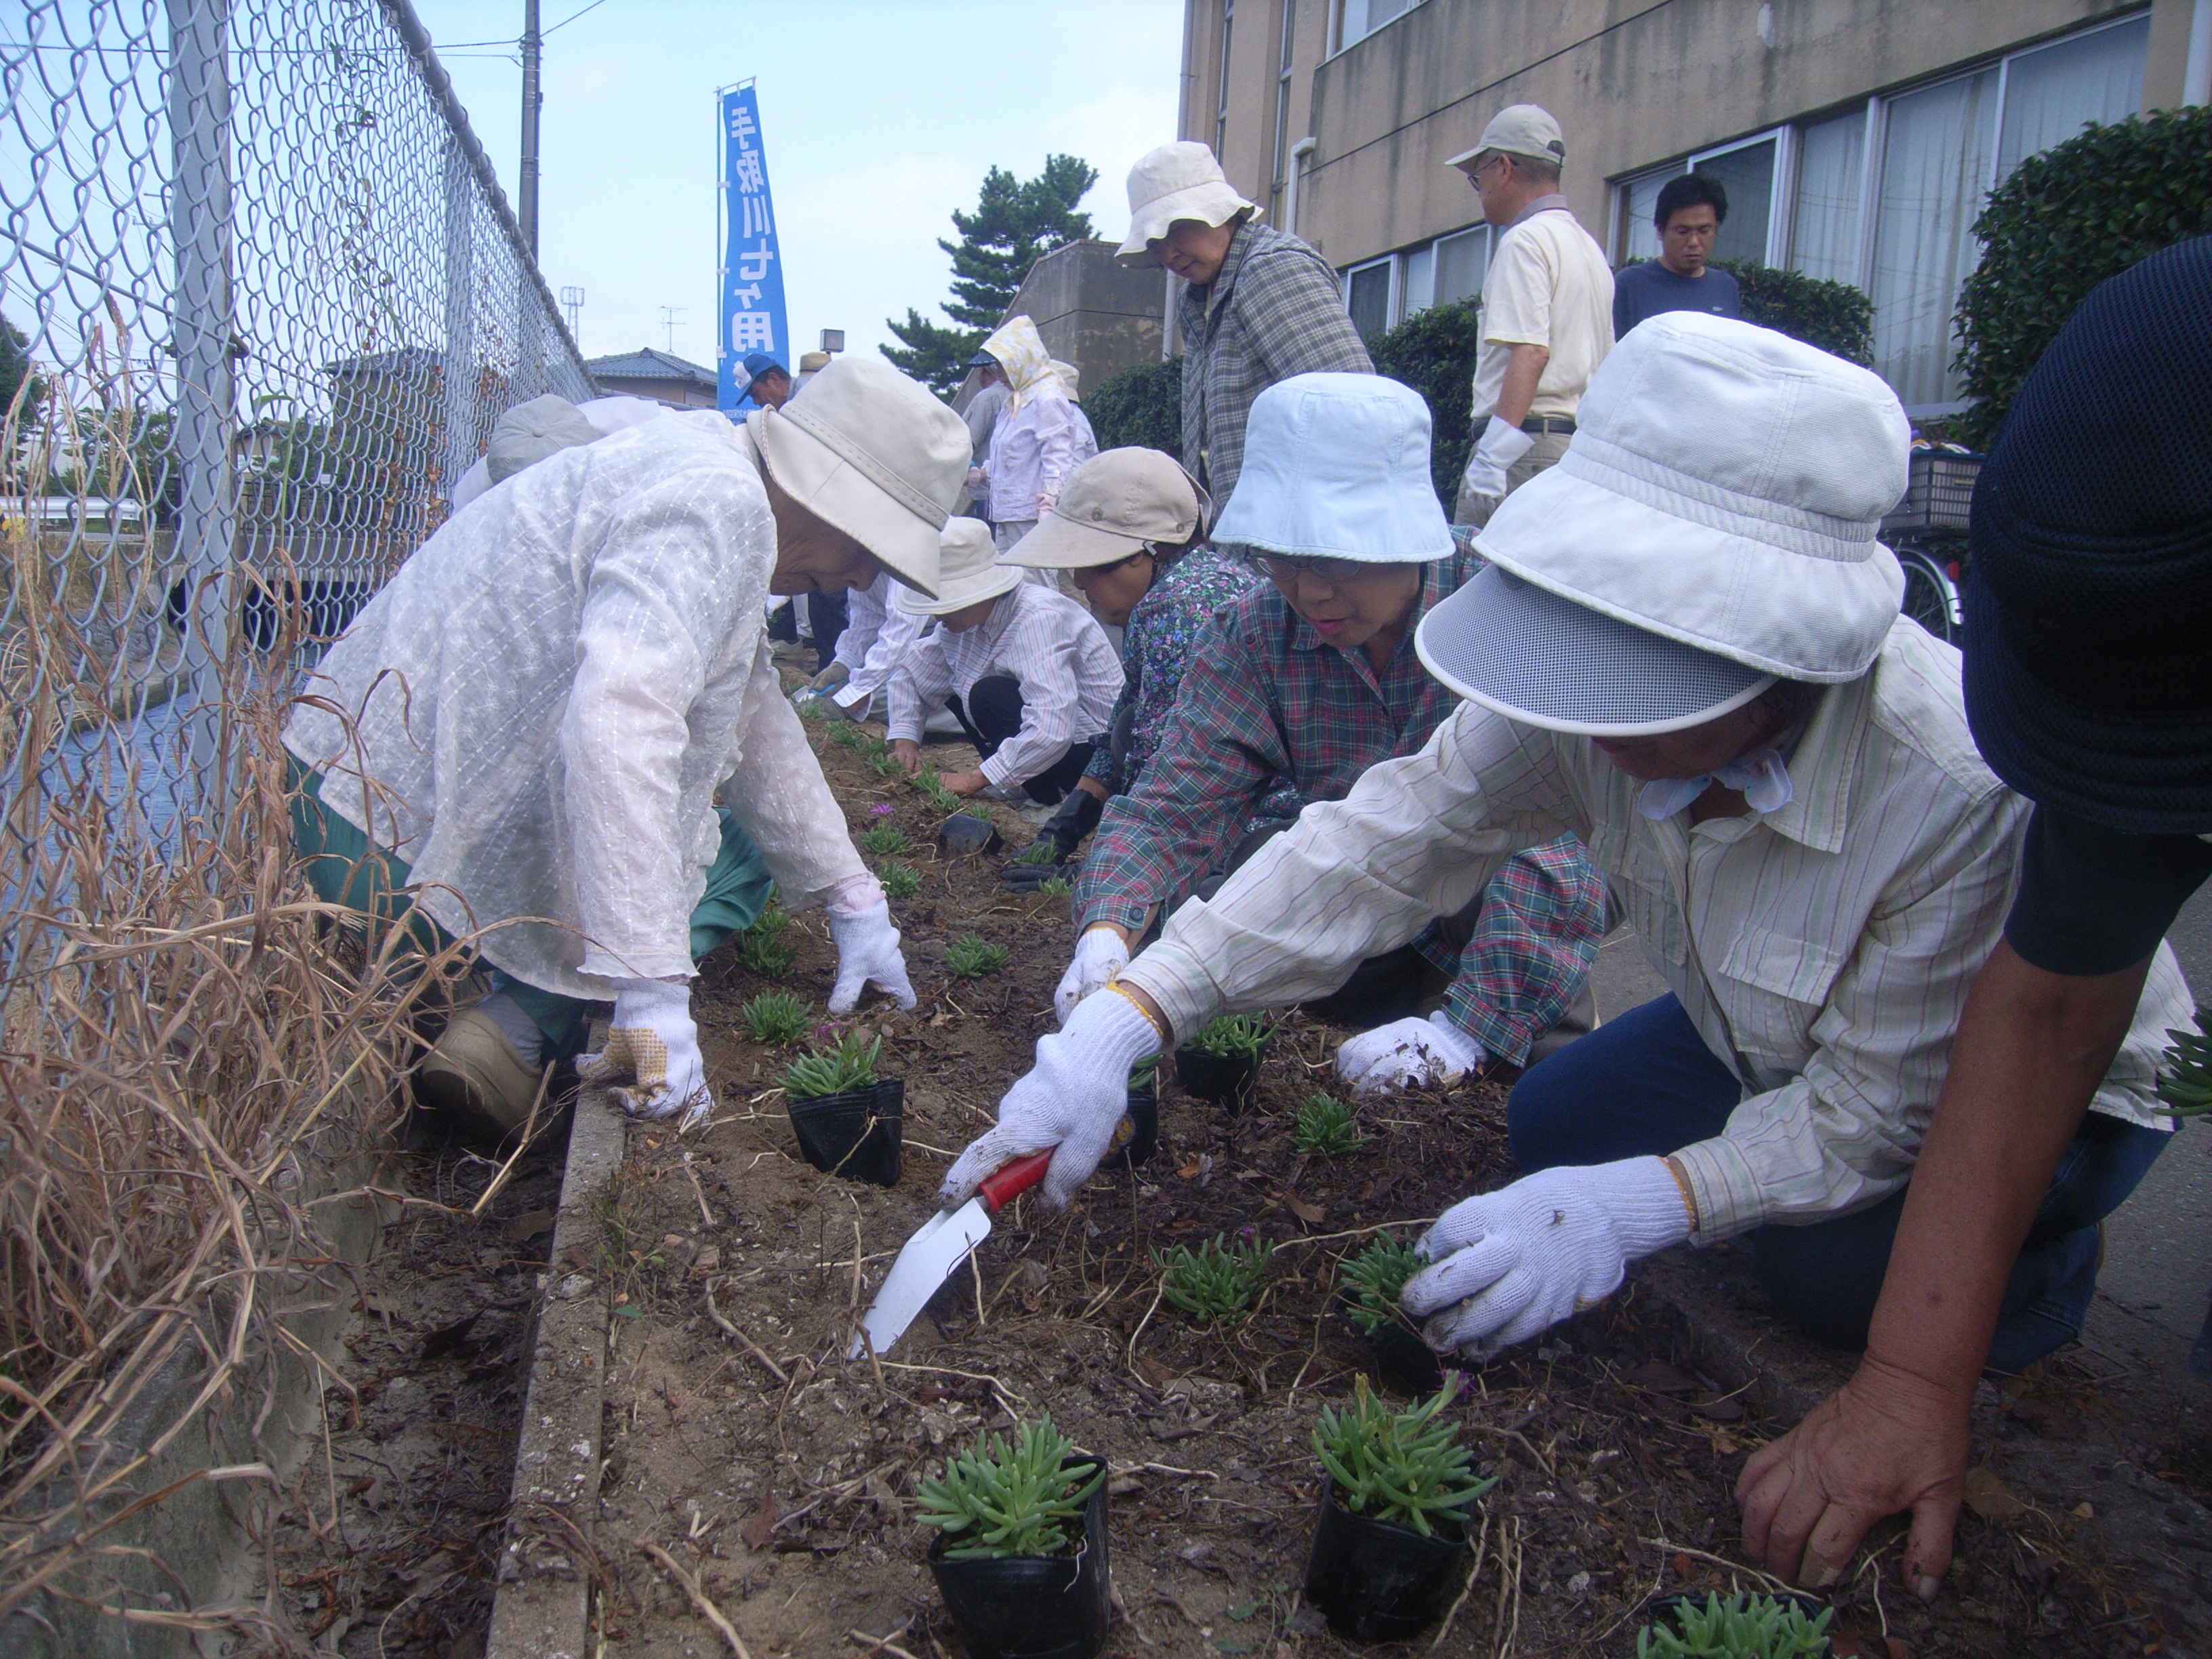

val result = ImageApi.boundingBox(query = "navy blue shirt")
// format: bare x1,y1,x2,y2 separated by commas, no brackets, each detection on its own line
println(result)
1612,261,1742,339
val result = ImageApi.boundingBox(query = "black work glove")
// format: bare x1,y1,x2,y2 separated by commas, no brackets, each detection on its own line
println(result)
1000,787,1105,891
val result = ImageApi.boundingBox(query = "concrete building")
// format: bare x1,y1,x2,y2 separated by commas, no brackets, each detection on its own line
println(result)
951,239,1171,412
584,346,718,410
1181,0,2205,415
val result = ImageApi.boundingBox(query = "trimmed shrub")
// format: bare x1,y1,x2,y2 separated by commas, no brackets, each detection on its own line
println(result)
1954,106,2212,449
1708,260,1872,365
1368,298,1485,509
1085,356,1183,454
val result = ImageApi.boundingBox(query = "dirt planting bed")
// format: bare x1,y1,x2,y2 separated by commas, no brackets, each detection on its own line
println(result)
554,680,2177,1659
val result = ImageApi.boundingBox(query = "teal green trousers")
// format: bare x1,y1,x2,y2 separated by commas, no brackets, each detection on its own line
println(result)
291,761,775,1057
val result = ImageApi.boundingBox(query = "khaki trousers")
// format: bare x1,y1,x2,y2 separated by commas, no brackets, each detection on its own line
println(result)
1452,428,1573,529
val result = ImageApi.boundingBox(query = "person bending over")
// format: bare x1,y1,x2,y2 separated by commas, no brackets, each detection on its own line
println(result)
886,518,1122,808
1061,372,1603,1091
942,317,2185,1395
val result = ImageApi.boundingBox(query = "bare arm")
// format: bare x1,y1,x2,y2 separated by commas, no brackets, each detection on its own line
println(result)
1492,343,1550,428
1736,940,2151,1596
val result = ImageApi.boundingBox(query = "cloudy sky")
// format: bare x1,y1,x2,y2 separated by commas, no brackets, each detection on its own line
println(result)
415,0,1185,374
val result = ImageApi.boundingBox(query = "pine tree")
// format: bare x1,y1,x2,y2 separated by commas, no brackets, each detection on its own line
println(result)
882,154,1099,398
1,312,47,419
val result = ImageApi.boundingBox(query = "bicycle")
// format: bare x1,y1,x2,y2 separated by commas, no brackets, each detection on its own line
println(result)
1880,449,1980,645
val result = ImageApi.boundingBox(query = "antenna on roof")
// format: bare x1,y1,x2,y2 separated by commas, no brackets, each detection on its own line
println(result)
660,306,687,353
560,285,584,342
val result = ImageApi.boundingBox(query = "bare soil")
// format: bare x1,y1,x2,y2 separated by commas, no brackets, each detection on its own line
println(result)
260,653,2207,1658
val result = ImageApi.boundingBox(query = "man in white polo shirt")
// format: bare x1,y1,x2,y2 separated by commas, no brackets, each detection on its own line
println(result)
1449,104,1615,527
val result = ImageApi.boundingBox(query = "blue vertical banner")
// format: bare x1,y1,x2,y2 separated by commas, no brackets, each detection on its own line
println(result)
717,82,787,412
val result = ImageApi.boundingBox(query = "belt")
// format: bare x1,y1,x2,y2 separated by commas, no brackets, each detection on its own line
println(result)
1521,416,1577,436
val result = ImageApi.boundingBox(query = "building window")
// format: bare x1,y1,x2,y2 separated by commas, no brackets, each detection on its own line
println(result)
1338,0,1417,52
1608,9,2148,412
1345,256,1394,343
1433,225,1491,308
1270,0,1297,217
1214,0,1235,161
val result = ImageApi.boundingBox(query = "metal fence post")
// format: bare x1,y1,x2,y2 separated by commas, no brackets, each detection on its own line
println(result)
441,136,478,501
168,0,234,815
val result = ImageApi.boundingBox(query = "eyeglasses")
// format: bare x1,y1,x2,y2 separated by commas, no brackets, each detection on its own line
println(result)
1252,552,1375,587
1473,153,1512,183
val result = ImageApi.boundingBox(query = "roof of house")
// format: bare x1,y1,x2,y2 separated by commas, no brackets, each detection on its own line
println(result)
585,346,716,389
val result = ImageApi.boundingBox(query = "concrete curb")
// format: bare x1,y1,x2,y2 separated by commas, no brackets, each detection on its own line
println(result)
0,1145,394,1659
485,1080,626,1659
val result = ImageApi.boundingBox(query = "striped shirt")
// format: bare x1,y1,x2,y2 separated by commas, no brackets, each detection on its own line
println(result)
887,583,1123,790
1122,621,2187,1242
830,571,928,712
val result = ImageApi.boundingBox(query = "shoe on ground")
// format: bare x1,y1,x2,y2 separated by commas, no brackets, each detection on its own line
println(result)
416,1008,547,1145
1016,798,1059,826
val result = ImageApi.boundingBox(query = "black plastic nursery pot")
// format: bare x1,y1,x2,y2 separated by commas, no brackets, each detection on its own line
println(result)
1641,1592,1832,1654
1333,1294,1446,1395
1107,1082,1158,1170
939,813,1007,857
1303,1481,1469,1643
1173,1041,1266,1111
928,1456,1111,1659
785,1079,903,1186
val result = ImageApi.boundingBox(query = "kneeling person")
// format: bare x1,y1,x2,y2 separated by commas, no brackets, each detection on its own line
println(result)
947,316,2183,1375
887,519,1123,806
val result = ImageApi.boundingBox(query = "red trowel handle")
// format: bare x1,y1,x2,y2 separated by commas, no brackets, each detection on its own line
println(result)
978,1149,1054,1213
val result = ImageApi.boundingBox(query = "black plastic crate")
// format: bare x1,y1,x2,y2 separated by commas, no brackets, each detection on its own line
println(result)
1882,450,1983,537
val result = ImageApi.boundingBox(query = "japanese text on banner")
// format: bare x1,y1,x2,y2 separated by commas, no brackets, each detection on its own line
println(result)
718,85,790,412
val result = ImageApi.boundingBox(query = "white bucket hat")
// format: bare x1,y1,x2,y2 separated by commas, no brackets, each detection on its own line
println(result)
1210,373,1453,563
1416,312,1909,736
897,518,1023,617
752,356,969,598
1000,447,1210,571
1115,141,1258,266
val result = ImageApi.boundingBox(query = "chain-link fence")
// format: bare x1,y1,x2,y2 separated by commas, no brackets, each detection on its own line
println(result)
0,1,590,1630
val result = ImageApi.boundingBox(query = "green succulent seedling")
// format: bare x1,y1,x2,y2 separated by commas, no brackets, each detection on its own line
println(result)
878,860,922,899
740,990,812,1048
1128,1056,1160,1092
1189,1012,1270,1059
1294,1093,1361,1155
857,825,908,857
827,721,863,749
1634,1594,1833,1658
741,901,796,978
1036,875,1073,899
915,1414,1104,1561
782,1028,882,1099
796,697,832,722
1154,1233,1272,1326
1339,1233,1426,1336
944,932,1009,977
867,752,902,777
2158,1007,2212,1118
1312,1375,1495,1537
1012,837,1060,867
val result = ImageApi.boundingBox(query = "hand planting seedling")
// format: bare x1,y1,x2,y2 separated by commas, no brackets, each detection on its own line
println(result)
916,1414,1105,1560
1294,1093,1361,1155
857,825,909,857
741,901,797,978
878,860,922,899
914,773,966,814
1189,1012,1270,1058
944,932,1009,977
2158,1007,2212,1116
1338,1233,1426,1336
741,990,812,1048
782,1027,882,1099
1311,1375,1495,1537
1036,875,1073,899
1635,1593,1833,1658
1155,1232,1272,1326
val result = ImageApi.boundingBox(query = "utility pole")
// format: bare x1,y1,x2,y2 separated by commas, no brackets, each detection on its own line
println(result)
519,0,541,257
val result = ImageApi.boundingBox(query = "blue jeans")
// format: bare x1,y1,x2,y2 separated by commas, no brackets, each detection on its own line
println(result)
1508,994,2170,1373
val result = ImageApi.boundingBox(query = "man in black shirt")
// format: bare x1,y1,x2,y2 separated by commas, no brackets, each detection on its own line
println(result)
1612,173,1743,338
1737,237,2212,1599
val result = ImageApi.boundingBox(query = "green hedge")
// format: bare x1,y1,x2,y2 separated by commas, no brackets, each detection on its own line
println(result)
1954,106,2212,449
1709,260,1873,365
1368,298,1486,506
1085,356,1183,454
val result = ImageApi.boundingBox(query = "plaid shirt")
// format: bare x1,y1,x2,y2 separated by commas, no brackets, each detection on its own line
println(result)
1084,545,1264,794
1180,219,1374,504
1077,550,1604,1061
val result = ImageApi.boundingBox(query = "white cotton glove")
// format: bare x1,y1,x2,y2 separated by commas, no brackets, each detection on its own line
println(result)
941,988,1160,1210
1401,1157,1692,1361
577,977,710,1128
1054,926,1130,1026
1460,414,1537,504
1335,1012,1486,1097
803,662,850,696
826,884,916,1014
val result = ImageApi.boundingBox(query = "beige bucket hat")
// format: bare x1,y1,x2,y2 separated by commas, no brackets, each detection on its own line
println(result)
1115,141,1258,266
999,448,1210,571
897,518,1025,617
752,356,968,598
